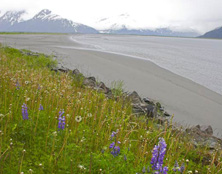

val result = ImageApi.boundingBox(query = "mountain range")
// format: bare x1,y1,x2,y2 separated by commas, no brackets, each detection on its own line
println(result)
0,9,98,33
199,26,222,39
0,9,221,38
96,14,200,37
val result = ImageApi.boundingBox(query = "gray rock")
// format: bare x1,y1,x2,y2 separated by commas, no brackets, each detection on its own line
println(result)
97,82,111,94
57,67,70,73
159,107,164,112
128,91,142,104
164,112,170,117
132,103,147,116
72,69,81,76
146,104,157,118
200,125,213,136
83,76,96,87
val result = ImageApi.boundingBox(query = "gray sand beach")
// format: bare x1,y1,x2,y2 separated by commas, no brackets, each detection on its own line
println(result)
1,34,222,137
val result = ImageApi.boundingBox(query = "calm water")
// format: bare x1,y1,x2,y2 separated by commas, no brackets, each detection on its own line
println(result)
71,34,222,95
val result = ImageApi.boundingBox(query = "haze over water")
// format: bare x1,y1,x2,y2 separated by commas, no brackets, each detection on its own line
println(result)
72,34,222,95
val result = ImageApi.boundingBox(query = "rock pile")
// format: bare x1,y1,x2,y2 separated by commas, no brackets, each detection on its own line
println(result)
51,65,222,150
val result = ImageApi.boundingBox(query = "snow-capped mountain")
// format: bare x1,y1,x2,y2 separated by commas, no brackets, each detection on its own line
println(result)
199,26,222,39
0,9,98,34
0,10,26,31
96,14,200,37
96,13,140,30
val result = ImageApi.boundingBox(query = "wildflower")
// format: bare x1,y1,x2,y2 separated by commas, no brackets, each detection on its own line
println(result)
173,161,180,172
22,103,28,120
150,137,167,173
87,113,92,117
111,131,117,138
180,163,185,173
39,104,43,111
78,164,86,170
124,155,127,161
109,142,120,157
16,81,20,90
25,81,29,85
75,116,82,122
58,110,65,130
52,131,57,137
109,142,115,148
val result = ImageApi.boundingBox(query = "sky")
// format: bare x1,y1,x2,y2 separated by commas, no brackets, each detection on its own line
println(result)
1,0,222,33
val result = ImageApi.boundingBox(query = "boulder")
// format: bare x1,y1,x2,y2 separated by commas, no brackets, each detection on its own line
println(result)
51,66,70,73
200,125,213,136
146,104,157,118
97,82,111,94
72,69,81,76
132,103,147,116
128,91,142,104
164,112,170,117
83,76,96,87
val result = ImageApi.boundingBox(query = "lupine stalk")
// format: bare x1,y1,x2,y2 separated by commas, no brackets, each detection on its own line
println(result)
16,81,20,90
22,103,28,120
109,131,120,157
58,110,65,130
150,137,168,174
39,104,43,111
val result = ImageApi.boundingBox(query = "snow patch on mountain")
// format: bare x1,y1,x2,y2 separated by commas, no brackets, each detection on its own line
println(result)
0,10,26,25
95,13,145,30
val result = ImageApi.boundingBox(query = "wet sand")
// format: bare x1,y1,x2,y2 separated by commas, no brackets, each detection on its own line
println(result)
1,34,222,137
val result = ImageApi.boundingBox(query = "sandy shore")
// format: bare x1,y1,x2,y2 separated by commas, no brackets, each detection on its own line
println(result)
1,34,222,137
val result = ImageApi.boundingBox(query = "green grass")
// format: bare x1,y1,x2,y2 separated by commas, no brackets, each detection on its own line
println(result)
0,45,221,174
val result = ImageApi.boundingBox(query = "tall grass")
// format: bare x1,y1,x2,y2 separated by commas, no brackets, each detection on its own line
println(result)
0,46,221,173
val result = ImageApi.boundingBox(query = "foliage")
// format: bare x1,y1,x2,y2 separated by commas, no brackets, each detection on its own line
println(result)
0,46,221,173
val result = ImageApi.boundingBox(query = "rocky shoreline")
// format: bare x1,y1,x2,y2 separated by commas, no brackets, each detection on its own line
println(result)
21,50,222,152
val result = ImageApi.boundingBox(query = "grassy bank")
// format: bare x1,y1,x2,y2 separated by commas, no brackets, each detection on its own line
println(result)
0,45,221,174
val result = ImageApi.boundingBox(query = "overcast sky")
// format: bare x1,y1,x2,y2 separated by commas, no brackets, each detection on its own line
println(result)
1,0,222,33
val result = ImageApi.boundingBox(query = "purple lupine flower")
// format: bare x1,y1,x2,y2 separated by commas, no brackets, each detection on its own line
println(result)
150,137,167,173
109,142,120,157
111,131,116,137
180,163,185,173
58,110,65,130
109,142,115,148
173,161,185,173
22,103,28,120
173,161,179,172
39,104,43,111
16,81,20,90
124,155,127,161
